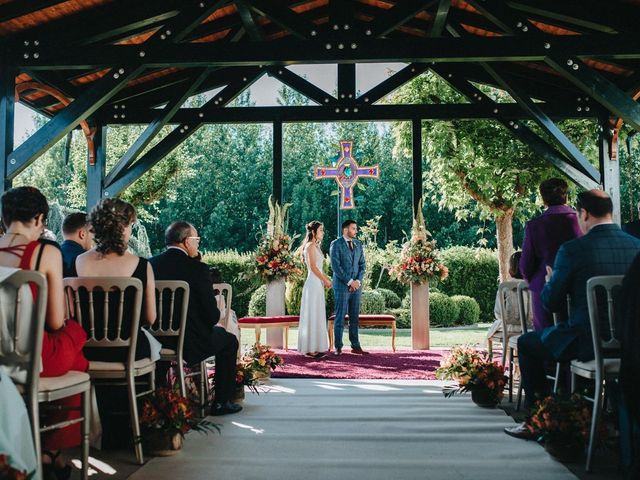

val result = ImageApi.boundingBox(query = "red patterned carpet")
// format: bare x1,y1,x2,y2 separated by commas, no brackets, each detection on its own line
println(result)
271,349,442,380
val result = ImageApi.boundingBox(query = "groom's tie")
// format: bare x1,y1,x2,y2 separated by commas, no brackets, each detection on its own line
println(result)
347,240,353,252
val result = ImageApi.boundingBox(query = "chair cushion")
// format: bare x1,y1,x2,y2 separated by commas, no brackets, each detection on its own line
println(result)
328,314,396,322
89,357,155,372
570,358,620,378
508,335,520,349
238,315,300,324
39,371,90,393
160,348,176,356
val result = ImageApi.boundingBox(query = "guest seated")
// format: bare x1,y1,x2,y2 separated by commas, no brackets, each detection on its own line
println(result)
60,212,92,278
0,186,88,479
520,178,582,330
505,190,640,439
150,221,242,416
72,198,156,361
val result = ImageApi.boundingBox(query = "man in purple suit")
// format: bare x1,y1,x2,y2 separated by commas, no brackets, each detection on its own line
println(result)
520,178,582,330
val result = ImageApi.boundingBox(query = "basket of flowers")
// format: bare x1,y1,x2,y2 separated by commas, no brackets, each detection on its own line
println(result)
233,363,261,401
243,343,284,380
140,388,220,456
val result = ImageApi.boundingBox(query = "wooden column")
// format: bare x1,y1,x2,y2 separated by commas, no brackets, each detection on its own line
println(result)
0,66,15,194
87,125,106,209
412,118,423,212
600,121,621,225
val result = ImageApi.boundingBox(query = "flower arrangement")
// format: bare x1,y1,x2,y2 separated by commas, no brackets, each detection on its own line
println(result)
235,363,261,395
435,345,485,384
527,394,592,444
254,196,301,282
140,388,219,437
0,454,28,480
390,201,447,285
243,343,284,376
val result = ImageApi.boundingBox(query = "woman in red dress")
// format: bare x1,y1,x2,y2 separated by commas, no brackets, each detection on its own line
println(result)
0,186,88,479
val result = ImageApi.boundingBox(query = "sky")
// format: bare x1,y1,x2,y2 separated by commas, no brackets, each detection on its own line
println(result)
13,63,407,144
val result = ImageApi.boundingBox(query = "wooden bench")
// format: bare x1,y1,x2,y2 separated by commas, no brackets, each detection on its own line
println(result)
238,315,300,351
328,314,397,352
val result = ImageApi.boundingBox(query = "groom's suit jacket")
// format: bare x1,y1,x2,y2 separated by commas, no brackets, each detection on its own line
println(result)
329,237,365,290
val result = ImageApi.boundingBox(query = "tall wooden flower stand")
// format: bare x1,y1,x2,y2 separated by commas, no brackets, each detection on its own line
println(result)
411,281,430,350
265,277,286,348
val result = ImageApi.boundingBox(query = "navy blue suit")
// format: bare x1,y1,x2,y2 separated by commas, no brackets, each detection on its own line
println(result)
330,237,365,350
518,224,640,403
60,239,86,278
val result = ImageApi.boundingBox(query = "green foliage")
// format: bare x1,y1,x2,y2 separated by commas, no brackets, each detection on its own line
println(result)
451,295,481,325
429,291,460,327
248,284,267,317
376,288,402,309
201,250,255,317
360,289,386,315
285,279,304,315
389,308,411,329
438,247,499,321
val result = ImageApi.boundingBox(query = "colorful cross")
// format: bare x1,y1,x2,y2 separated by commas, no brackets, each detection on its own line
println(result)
314,140,380,209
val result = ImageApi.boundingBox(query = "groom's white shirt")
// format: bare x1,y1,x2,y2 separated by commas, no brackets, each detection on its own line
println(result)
342,235,357,288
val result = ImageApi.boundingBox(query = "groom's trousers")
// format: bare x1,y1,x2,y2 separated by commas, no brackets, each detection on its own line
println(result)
333,287,362,350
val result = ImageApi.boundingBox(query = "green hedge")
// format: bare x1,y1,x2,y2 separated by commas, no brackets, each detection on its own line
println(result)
389,308,411,328
376,288,402,309
201,250,255,318
451,295,481,325
285,279,304,315
360,289,386,315
248,284,267,317
438,247,499,322
429,291,460,327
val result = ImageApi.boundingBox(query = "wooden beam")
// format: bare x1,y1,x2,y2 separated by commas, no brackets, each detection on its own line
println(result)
337,64,356,102
242,0,317,39
412,118,423,211
367,0,437,38
86,125,106,208
0,66,15,193
431,0,452,37
357,63,429,105
267,67,336,106
236,0,264,41
273,119,283,205
600,122,621,223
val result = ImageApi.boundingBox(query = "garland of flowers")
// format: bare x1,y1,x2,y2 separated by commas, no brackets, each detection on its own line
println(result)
254,196,301,282
389,200,448,285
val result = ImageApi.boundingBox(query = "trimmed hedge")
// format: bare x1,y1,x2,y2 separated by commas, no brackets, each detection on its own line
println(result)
360,289,386,315
438,247,499,322
389,308,411,329
201,250,255,318
248,284,267,317
285,279,304,315
429,291,460,327
376,288,402,309
451,295,481,325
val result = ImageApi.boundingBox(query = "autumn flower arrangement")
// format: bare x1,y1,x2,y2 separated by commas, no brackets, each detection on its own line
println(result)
527,394,592,444
140,388,219,437
0,454,29,480
390,201,448,285
235,362,261,395
254,196,301,282
243,343,284,377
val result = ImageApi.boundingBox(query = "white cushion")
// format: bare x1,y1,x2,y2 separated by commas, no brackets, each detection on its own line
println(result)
39,371,90,393
89,357,155,372
508,335,520,349
160,348,176,356
570,358,620,379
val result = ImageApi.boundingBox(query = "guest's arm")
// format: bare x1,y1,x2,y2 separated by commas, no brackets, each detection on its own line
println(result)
143,262,157,326
519,223,538,282
540,243,573,313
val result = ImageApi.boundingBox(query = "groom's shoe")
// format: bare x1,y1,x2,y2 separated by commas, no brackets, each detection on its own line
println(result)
333,348,342,356
351,347,369,355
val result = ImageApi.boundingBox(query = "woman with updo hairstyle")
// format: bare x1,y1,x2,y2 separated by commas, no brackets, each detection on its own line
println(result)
297,221,332,358
0,186,88,477
73,198,156,362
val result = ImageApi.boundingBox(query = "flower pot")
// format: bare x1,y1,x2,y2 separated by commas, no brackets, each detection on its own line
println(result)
145,430,183,457
253,369,271,381
471,388,500,408
544,439,583,463
233,385,246,402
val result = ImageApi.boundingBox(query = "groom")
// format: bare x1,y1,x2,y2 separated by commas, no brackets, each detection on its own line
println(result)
330,219,368,355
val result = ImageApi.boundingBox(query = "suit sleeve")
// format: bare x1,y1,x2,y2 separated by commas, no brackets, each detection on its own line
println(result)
519,223,538,282
193,263,221,326
356,243,366,283
330,242,350,285
540,243,573,313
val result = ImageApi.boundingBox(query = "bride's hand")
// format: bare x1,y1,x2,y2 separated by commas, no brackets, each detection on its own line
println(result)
324,278,332,289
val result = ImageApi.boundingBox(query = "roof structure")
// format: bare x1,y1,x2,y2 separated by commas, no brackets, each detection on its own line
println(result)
1,0,639,211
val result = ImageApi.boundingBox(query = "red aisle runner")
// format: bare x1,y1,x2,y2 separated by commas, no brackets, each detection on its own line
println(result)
271,349,442,380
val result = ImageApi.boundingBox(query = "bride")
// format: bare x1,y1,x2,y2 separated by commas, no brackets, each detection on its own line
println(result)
297,221,332,358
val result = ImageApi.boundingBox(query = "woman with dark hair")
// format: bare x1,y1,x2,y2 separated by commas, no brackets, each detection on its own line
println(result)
520,178,582,330
297,221,332,358
0,186,88,478
73,198,156,361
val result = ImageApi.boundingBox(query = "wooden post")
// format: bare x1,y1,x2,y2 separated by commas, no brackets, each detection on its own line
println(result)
600,121,621,225
411,282,430,350
87,125,106,209
0,66,15,194
412,118,423,212
273,120,283,205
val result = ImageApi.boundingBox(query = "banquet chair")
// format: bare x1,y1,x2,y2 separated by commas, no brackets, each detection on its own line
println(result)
570,275,623,472
184,283,233,416
1,269,90,480
64,277,154,465
149,281,190,397
508,281,531,405
495,280,527,367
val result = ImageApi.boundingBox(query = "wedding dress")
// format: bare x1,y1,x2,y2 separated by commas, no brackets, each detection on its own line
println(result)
297,244,329,354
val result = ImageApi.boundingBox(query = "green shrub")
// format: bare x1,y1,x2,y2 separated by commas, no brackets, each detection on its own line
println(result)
326,287,335,316
360,289,386,315
429,292,460,327
285,278,304,315
368,261,408,298
451,295,481,325
376,288,402,309
248,284,267,317
389,308,411,328
438,247,499,321
401,294,410,310
202,250,255,317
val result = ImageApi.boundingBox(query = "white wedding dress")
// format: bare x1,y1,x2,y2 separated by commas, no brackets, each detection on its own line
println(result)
297,244,329,354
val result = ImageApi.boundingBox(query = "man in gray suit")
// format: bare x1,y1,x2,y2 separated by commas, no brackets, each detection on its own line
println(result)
330,219,367,355
506,190,640,438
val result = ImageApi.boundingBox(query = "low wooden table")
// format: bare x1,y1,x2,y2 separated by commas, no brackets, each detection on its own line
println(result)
238,315,300,351
328,314,397,351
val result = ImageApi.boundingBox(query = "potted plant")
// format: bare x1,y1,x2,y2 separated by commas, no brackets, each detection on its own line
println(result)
242,343,284,380
140,388,220,456
527,394,592,462
436,346,507,407
233,363,261,401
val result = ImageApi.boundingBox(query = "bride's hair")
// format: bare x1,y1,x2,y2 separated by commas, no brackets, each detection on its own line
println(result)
299,220,323,261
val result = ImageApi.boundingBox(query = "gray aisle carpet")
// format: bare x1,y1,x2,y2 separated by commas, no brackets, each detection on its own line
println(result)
129,379,577,480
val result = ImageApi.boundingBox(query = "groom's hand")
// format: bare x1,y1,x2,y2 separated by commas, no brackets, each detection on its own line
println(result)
353,280,361,290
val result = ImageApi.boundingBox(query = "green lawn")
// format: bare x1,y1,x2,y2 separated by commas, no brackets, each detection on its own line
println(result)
245,324,491,350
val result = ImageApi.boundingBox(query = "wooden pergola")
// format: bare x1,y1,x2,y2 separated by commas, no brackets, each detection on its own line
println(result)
1,0,639,221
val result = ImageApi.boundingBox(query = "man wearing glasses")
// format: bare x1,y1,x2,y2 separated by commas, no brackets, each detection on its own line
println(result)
150,221,242,415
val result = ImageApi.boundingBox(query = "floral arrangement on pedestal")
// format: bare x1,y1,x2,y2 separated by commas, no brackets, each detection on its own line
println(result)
140,388,219,455
0,454,28,480
243,343,284,378
436,346,506,407
253,196,301,282
389,201,448,285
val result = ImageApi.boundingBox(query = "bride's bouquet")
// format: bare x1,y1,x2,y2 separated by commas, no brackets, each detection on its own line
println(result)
389,200,448,285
